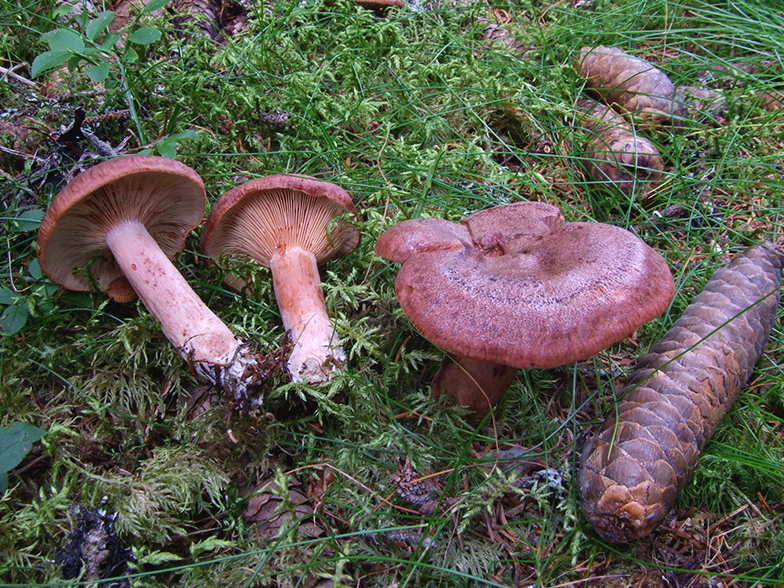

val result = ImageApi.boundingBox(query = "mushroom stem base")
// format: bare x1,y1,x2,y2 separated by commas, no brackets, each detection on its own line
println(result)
270,247,346,384
217,343,276,409
432,355,518,417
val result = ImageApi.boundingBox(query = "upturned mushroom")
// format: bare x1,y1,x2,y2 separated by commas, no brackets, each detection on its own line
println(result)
375,202,675,416
201,175,360,384
36,155,269,401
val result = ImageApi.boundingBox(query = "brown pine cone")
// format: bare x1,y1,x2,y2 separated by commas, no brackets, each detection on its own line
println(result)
574,98,664,197
579,244,783,542
576,45,688,128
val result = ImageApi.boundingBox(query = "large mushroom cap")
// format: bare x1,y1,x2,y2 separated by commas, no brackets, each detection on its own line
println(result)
37,155,206,296
201,174,360,284
354,0,405,9
376,202,675,369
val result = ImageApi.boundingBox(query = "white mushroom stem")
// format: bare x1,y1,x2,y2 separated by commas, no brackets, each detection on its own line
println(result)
432,355,519,418
105,219,254,392
269,245,346,383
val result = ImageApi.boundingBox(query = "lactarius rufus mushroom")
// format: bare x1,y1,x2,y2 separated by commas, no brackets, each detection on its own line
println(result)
201,175,360,384
353,0,405,10
576,46,687,128
575,98,664,198
375,202,675,416
580,244,783,543
36,155,269,401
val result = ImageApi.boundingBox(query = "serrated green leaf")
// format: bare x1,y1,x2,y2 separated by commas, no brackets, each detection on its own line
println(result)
2,304,28,334
85,62,111,82
31,50,71,77
100,33,121,52
142,0,170,14
129,27,161,45
28,259,43,280
11,209,45,232
0,423,47,475
44,29,85,53
0,288,16,306
86,11,115,40
156,141,177,159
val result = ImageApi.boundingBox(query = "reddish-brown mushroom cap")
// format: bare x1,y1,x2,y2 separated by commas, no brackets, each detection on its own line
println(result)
201,174,360,279
379,202,674,370
36,155,205,299
353,0,405,10
396,210,674,368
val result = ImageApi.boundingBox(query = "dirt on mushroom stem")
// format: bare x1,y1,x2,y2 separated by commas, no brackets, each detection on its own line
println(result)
269,245,347,384
103,219,272,405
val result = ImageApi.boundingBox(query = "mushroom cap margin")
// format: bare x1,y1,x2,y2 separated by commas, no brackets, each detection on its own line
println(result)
201,174,361,277
36,155,206,295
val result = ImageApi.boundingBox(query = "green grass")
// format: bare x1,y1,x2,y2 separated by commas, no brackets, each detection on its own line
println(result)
1,0,783,585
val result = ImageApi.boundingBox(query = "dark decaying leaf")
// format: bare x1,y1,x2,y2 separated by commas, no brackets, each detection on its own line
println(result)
391,456,443,516
54,499,132,587
173,0,222,40
244,473,325,542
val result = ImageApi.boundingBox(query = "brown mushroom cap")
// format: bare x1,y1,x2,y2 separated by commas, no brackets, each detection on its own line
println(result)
201,174,360,285
353,0,405,9
376,202,675,370
36,155,205,296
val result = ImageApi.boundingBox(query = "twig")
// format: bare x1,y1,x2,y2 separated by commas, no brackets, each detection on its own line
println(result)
285,461,421,514
0,64,36,88
83,130,118,157
0,144,45,164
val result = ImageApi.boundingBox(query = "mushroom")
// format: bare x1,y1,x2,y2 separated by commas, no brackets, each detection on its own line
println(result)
36,155,268,401
353,0,405,12
201,175,361,384
375,202,675,417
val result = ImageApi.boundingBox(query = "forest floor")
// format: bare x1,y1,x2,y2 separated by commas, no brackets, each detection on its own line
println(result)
1,0,783,586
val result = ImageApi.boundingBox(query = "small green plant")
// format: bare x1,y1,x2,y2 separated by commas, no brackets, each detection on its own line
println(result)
0,209,58,336
30,0,166,84
141,129,201,159
30,0,169,145
0,422,46,493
